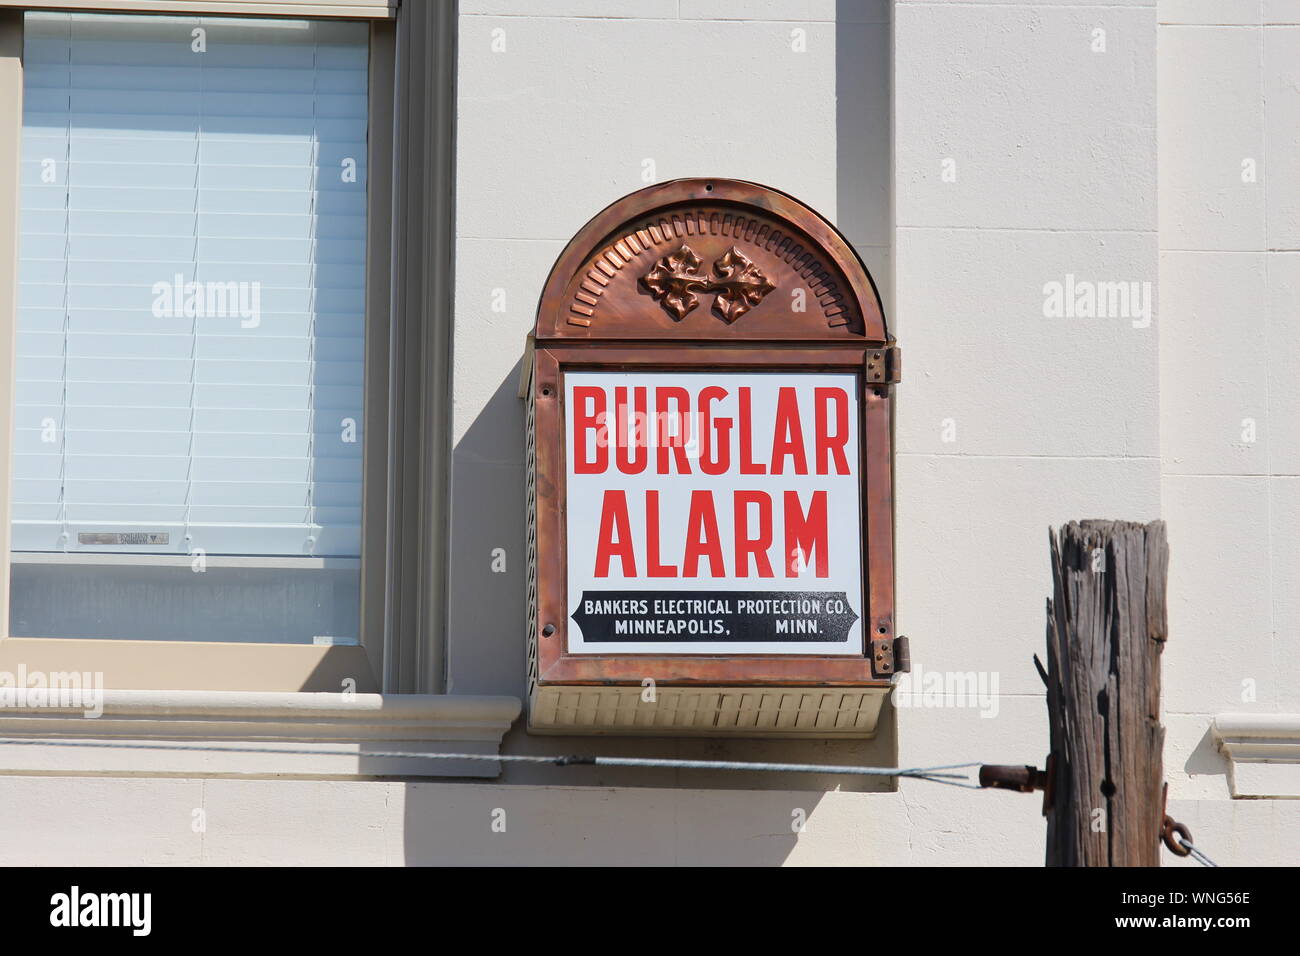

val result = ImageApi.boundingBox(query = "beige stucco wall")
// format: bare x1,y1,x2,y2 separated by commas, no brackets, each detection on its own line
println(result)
2,773,1296,866
1157,0,1300,808
0,0,1295,867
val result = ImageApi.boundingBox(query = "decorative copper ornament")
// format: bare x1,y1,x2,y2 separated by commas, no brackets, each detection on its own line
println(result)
640,243,775,322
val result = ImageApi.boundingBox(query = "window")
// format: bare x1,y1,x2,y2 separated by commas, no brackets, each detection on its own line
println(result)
10,12,369,645
0,0,464,698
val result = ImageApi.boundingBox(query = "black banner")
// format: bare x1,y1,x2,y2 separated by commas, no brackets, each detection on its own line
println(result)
6,866,1281,938
571,589,859,643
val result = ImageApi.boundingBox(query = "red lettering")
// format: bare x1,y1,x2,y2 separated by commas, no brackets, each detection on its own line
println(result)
682,490,724,577
738,387,766,474
593,490,636,576
698,386,731,476
815,387,851,475
733,490,774,578
784,490,828,577
572,385,606,474
770,387,809,475
645,490,677,577
614,386,648,475
655,386,692,475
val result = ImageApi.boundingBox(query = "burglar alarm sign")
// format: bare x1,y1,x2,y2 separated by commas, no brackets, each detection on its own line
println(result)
524,178,899,736
565,371,864,655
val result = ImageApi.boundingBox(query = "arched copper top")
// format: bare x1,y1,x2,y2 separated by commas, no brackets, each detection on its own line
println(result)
533,178,888,344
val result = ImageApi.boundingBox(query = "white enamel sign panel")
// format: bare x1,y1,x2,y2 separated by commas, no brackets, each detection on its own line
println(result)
564,370,864,655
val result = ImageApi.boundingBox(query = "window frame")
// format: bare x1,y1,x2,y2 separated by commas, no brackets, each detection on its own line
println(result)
0,3,450,695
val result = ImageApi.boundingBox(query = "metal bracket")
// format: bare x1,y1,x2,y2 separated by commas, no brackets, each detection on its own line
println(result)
979,764,1048,793
978,754,1056,816
872,635,910,679
871,638,894,678
865,344,901,385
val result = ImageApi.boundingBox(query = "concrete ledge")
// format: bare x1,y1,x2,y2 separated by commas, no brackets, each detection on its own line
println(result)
0,690,522,779
1211,714,1300,798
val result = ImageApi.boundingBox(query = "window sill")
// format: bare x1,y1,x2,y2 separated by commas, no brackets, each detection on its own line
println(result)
0,690,521,779
1212,714,1300,798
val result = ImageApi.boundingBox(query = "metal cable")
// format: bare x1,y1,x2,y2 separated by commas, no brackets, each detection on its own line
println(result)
17,737,1229,853
0,736,980,787
1178,837,1218,868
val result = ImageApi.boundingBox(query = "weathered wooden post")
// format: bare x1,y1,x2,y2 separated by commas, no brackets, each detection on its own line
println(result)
1044,520,1169,866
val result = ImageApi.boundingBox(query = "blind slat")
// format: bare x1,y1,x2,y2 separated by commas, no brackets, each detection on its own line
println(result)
15,11,369,559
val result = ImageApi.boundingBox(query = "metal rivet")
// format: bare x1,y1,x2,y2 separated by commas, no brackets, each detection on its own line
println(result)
542,624,555,637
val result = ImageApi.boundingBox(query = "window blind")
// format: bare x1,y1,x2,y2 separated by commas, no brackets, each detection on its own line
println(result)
15,12,368,560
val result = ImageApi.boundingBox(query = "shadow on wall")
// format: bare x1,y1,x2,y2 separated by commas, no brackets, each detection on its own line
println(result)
836,0,892,315
1183,727,1230,779
445,361,902,794
399,780,818,866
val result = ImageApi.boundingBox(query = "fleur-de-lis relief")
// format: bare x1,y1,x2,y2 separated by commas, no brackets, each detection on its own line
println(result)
710,246,775,323
641,244,705,320
640,243,776,322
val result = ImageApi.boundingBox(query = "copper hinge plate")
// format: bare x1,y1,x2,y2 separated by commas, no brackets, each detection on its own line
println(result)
865,345,901,385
